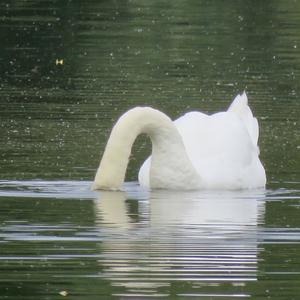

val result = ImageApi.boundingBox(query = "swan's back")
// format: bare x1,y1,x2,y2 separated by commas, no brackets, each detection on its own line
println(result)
139,93,266,189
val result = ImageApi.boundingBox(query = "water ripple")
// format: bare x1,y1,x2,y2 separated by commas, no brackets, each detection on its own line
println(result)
0,180,299,297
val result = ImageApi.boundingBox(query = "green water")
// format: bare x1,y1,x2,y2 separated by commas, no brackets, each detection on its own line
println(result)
0,0,300,299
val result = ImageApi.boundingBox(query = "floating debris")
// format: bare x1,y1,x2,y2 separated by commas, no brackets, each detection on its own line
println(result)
59,290,68,297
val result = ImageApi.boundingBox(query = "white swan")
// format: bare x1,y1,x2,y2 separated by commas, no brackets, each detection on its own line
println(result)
93,92,266,190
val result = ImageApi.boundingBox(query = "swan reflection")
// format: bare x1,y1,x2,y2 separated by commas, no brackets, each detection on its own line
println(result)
95,191,131,228
94,188,265,296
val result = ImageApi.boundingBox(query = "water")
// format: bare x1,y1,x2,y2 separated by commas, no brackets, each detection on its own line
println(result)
0,182,300,299
0,0,300,299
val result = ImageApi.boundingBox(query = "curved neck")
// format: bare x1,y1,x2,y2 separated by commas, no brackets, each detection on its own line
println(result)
93,107,199,190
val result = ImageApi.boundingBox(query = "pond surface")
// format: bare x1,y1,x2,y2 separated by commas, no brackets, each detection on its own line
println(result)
0,0,300,299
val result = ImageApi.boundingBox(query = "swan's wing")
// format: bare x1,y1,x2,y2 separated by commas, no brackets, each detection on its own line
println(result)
227,92,259,146
138,156,150,188
173,110,265,188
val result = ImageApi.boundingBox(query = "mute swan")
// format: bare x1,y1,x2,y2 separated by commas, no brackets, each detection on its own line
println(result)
93,92,266,190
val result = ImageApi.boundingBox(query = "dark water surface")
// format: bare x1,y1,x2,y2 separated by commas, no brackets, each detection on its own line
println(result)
0,0,300,299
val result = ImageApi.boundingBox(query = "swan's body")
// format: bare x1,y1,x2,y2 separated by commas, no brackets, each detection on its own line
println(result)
93,92,266,190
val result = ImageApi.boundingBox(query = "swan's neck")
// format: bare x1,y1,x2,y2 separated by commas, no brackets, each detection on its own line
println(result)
93,107,200,190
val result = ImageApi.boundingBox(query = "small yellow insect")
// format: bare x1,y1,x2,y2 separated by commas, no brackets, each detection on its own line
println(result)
55,59,64,65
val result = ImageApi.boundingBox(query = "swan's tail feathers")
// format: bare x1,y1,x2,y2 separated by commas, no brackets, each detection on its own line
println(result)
228,92,259,146
228,91,249,113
